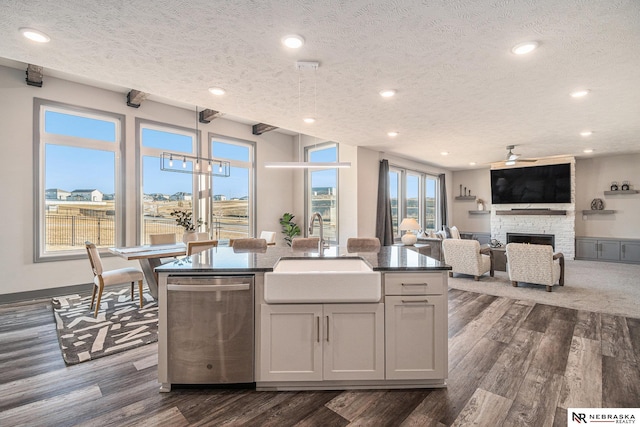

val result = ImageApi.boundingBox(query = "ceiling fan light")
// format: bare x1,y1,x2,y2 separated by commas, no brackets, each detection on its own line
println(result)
505,160,516,166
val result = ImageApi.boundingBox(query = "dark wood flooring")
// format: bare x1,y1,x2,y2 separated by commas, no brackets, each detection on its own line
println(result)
1,288,638,426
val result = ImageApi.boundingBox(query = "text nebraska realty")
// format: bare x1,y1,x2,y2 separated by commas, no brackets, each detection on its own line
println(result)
574,412,636,424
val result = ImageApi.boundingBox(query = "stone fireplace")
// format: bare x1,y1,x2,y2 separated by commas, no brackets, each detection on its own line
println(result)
489,157,576,259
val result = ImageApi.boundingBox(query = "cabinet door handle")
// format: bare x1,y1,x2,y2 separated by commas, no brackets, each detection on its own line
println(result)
402,299,430,304
326,315,330,342
316,316,320,343
621,244,626,255
401,283,428,287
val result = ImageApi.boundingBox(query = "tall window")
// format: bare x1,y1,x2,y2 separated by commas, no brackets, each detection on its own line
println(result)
138,120,196,244
389,166,440,237
305,143,338,244
35,101,123,261
210,136,255,240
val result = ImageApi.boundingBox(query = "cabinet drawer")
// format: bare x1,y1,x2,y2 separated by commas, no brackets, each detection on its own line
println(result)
384,272,445,296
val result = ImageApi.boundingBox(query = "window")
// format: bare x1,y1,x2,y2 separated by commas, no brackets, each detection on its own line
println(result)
138,120,197,244
35,100,124,261
389,166,440,237
209,136,255,240
305,143,339,244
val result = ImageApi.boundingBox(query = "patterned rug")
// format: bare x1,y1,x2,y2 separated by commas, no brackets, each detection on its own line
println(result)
52,286,158,365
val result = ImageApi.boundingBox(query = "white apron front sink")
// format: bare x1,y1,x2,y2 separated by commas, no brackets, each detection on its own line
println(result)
264,257,381,303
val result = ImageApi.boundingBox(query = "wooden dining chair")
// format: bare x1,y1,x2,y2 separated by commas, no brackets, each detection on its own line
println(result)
194,232,210,241
85,241,144,317
187,239,218,255
149,233,176,245
259,231,277,246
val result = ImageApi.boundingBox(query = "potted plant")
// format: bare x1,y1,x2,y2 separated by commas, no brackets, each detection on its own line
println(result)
279,212,301,247
171,209,205,243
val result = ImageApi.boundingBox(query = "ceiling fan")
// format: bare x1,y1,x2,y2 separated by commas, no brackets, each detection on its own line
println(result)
503,145,537,165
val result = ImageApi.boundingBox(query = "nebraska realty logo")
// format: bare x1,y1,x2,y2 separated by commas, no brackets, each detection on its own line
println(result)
569,408,639,425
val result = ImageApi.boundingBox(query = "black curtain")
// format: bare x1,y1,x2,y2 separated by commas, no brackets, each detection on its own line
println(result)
376,160,394,246
439,173,448,228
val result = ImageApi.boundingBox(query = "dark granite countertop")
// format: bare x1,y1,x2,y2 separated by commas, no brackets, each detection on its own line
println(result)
155,245,450,274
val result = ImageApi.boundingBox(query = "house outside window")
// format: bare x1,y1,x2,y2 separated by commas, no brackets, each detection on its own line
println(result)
305,142,339,244
137,120,197,244
209,136,255,240
35,100,124,261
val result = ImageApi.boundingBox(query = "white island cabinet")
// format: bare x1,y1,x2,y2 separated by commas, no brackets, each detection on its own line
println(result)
257,270,448,390
259,303,384,382
384,272,447,380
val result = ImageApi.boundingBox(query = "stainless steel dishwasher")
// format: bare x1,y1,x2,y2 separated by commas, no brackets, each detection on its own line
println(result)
166,275,254,385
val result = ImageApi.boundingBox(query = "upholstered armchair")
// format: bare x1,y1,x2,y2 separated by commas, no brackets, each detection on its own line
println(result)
505,243,565,292
442,239,493,281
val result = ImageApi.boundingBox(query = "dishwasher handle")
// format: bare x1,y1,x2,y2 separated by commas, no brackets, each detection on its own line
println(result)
167,283,250,292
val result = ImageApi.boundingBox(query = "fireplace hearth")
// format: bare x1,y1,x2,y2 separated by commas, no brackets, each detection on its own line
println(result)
507,233,555,248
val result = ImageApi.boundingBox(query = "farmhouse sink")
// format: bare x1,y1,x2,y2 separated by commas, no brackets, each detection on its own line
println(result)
264,257,381,303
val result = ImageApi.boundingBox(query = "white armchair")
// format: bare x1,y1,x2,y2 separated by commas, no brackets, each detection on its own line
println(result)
442,239,493,281
506,243,565,292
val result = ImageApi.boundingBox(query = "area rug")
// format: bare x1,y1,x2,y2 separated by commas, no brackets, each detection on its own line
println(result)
448,259,640,319
52,286,158,365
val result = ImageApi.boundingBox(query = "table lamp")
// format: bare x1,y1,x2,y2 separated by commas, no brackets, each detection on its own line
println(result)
399,218,420,245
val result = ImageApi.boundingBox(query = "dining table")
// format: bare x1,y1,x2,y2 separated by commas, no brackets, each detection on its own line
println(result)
109,243,187,299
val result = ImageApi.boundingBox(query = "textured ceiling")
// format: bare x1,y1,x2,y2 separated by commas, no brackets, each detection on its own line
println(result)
1,0,639,170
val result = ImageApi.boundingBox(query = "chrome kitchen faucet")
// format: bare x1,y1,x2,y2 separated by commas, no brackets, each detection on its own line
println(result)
309,212,325,254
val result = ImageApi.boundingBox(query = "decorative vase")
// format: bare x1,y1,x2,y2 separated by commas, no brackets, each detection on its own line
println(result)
610,181,619,191
621,181,630,191
477,201,484,211
182,231,197,244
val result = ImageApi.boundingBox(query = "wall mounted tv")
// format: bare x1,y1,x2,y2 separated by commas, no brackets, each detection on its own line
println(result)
490,163,571,204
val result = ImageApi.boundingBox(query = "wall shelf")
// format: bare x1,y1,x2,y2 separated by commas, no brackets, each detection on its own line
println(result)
604,190,638,195
468,210,490,215
455,196,476,201
582,210,616,215
496,209,566,216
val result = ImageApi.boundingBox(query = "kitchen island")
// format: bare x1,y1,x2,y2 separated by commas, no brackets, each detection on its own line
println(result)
156,245,451,392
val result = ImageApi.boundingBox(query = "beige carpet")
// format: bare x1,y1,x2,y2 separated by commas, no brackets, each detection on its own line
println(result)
447,260,640,319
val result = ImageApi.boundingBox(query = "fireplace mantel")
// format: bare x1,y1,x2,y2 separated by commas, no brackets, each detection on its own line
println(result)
495,209,566,216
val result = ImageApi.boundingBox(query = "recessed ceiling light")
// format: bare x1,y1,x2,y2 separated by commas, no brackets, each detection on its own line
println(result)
379,89,396,98
303,117,315,124
583,149,594,153
19,27,50,43
208,87,226,96
387,131,399,137
580,131,593,137
570,89,590,98
469,162,477,166
511,41,539,55
282,35,304,49
440,151,449,156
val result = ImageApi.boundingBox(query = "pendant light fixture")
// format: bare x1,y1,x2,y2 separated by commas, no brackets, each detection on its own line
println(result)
161,107,231,176
264,61,351,169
